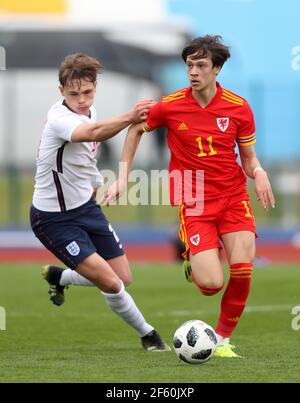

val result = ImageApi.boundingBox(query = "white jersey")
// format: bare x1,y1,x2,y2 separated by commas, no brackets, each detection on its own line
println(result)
32,101,103,212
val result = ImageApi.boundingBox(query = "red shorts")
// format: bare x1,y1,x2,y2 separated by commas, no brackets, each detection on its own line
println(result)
178,192,256,258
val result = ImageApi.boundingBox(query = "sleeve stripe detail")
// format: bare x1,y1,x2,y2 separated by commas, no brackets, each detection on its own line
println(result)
222,89,244,103
237,134,256,143
238,139,256,147
162,95,186,103
162,89,186,103
221,96,244,106
142,122,152,132
238,133,255,140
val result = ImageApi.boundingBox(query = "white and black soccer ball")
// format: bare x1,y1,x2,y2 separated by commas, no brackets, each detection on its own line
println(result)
173,320,217,364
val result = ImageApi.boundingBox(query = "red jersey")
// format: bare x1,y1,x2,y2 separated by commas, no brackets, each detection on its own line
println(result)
142,83,256,205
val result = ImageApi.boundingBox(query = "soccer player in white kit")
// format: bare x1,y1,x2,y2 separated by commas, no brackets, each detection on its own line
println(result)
30,53,170,351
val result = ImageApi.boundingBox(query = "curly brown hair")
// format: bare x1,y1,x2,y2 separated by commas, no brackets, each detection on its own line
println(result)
59,53,103,88
181,35,231,69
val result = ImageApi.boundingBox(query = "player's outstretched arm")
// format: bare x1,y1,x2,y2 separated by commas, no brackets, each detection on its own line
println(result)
239,144,275,210
101,123,144,205
71,100,153,143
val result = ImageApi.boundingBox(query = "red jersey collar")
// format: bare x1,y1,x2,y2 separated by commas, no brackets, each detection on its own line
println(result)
187,82,222,109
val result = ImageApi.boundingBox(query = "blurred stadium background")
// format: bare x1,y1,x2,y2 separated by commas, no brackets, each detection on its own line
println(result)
1,0,300,385
0,0,299,264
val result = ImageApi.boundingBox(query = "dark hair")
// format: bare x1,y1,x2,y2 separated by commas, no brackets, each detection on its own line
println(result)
59,53,103,88
181,35,231,69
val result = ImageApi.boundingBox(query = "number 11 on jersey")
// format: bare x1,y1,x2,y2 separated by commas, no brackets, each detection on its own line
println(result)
196,136,217,157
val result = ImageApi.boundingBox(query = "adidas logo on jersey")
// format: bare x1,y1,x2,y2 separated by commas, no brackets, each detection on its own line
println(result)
177,122,189,131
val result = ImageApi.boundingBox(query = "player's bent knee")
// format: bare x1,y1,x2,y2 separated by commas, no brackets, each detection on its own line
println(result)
198,284,223,296
92,275,121,293
122,273,132,287
115,267,132,286
192,274,223,296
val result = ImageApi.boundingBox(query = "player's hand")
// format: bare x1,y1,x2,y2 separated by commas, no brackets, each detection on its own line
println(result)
130,100,155,124
254,170,275,211
100,179,127,206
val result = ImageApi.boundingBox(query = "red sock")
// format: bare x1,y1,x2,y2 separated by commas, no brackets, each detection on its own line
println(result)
215,263,253,338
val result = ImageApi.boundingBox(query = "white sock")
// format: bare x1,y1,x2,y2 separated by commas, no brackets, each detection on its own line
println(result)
216,333,230,346
59,269,94,287
101,281,154,337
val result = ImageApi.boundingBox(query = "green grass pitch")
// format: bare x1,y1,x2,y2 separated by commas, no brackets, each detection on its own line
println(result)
0,262,300,383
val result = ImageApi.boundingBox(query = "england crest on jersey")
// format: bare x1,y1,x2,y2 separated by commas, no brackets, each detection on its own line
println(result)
66,241,80,256
216,117,229,132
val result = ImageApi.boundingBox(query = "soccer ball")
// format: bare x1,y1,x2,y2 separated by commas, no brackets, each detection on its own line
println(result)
173,320,217,364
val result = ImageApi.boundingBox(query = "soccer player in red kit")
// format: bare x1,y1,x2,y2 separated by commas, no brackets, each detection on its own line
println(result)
103,36,275,357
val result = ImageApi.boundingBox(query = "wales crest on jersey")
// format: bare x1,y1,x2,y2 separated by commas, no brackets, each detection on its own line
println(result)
216,117,229,132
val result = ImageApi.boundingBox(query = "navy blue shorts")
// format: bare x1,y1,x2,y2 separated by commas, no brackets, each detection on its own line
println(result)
30,198,124,270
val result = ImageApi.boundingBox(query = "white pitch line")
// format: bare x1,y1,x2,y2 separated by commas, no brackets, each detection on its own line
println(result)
244,304,292,313
153,304,293,317
7,304,294,319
